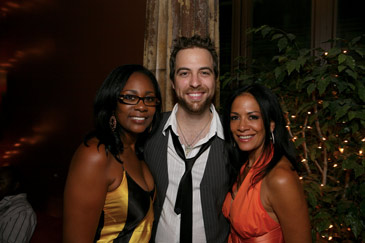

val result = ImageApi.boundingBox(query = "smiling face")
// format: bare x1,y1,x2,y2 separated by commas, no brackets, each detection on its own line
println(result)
172,47,216,114
116,72,157,137
230,93,274,161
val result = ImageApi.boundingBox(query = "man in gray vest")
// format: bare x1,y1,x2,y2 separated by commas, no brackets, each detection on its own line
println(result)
144,35,230,243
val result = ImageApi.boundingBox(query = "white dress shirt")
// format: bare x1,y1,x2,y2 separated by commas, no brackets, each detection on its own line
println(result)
155,104,224,243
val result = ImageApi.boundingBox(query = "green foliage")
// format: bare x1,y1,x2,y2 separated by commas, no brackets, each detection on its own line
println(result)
221,25,365,242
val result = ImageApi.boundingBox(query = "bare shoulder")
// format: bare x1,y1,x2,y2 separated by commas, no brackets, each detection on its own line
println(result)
264,157,301,192
69,138,110,173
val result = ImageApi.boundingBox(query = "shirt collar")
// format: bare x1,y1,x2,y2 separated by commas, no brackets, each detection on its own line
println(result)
162,104,224,140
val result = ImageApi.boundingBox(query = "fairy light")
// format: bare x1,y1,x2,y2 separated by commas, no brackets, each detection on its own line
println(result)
329,225,333,229
318,100,323,104
318,145,322,149
359,150,363,156
299,176,303,180
321,184,324,187
307,111,311,115
347,228,351,231
362,138,365,142
291,115,296,119
307,126,312,129
339,147,344,153
14,143,21,147
343,50,348,54
293,136,298,140
333,164,338,167
344,140,348,143
322,137,326,141
328,236,333,240
324,52,329,56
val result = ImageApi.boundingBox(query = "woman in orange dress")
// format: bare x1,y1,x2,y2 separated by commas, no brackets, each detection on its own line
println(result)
222,84,311,243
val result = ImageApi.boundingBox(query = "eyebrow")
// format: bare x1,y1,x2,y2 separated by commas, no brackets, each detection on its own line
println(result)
230,111,260,115
176,67,213,73
120,90,155,95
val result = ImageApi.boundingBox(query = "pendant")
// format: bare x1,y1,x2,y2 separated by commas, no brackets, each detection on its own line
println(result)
185,146,193,156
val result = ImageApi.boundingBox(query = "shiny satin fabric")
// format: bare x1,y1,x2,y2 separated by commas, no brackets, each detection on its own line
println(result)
94,170,154,243
222,151,285,243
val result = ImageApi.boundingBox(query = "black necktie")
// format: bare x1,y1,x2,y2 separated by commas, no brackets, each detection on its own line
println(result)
170,129,215,243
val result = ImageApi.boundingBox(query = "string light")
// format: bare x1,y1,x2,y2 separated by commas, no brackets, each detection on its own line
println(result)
307,111,311,115
322,137,326,141
333,164,338,167
318,145,322,149
329,225,333,228
301,159,307,163
307,126,312,129
324,52,329,55
359,150,363,156
299,176,303,180
339,147,344,153
321,184,324,187
344,140,348,143
291,115,296,118
362,138,365,142
343,50,348,54
328,236,333,240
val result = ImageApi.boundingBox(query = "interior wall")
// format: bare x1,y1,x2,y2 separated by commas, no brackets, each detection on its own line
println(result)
0,0,147,213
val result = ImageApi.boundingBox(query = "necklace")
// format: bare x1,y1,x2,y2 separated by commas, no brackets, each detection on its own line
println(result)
176,114,212,156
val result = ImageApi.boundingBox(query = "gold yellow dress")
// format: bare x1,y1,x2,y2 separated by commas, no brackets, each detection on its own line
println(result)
94,170,154,243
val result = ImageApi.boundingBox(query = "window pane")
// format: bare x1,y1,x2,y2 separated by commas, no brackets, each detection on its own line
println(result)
252,0,311,62
336,0,365,41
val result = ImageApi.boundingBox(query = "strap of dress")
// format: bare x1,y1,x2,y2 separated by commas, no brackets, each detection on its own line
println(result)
230,225,284,243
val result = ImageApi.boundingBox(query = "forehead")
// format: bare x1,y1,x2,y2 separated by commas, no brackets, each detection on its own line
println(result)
122,72,155,91
175,47,213,68
231,93,261,112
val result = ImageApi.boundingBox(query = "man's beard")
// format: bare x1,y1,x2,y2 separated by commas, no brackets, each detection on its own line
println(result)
178,95,214,115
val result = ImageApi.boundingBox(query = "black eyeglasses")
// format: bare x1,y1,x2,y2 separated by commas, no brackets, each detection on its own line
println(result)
118,94,160,107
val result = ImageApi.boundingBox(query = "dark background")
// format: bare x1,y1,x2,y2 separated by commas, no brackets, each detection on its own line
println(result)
0,1,147,241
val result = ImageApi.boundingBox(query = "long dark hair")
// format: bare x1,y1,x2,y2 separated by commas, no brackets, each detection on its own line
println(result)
223,83,297,188
84,64,162,162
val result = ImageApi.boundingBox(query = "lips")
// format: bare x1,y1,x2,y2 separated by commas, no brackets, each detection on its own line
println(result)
187,91,205,100
237,134,254,141
131,116,146,121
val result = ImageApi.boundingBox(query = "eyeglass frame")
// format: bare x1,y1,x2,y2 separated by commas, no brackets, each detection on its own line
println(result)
118,94,160,107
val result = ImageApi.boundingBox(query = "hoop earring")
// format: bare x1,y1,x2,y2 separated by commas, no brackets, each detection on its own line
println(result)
271,131,275,144
109,115,117,132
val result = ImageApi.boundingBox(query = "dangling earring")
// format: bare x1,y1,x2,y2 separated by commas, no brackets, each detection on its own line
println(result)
270,131,275,144
109,114,117,132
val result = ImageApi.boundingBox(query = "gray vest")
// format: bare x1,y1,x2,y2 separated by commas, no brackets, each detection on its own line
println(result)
144,112,230,243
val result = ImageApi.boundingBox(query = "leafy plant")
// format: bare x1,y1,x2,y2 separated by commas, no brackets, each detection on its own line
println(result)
221,25,365,242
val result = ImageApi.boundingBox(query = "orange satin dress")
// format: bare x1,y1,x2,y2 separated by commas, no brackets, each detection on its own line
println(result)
222,153,284,243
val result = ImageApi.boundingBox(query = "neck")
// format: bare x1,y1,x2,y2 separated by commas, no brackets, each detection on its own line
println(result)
176,104,212,128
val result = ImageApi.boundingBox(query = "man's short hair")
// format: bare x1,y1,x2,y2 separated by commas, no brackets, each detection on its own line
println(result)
169,35,219,83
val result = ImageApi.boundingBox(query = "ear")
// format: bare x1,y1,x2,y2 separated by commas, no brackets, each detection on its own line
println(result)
270,121,275,133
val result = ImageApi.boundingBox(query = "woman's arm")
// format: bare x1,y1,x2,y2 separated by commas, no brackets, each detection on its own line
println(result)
63,142,109,243
265,158,312,243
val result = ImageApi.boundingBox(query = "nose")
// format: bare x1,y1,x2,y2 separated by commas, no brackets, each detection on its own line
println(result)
189,73,201,88
237,119,248,132
135,99,148,111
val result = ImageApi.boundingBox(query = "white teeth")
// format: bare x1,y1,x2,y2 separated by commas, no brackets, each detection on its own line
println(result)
189,93,201,97
131,117,145,121
239,135,252,139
